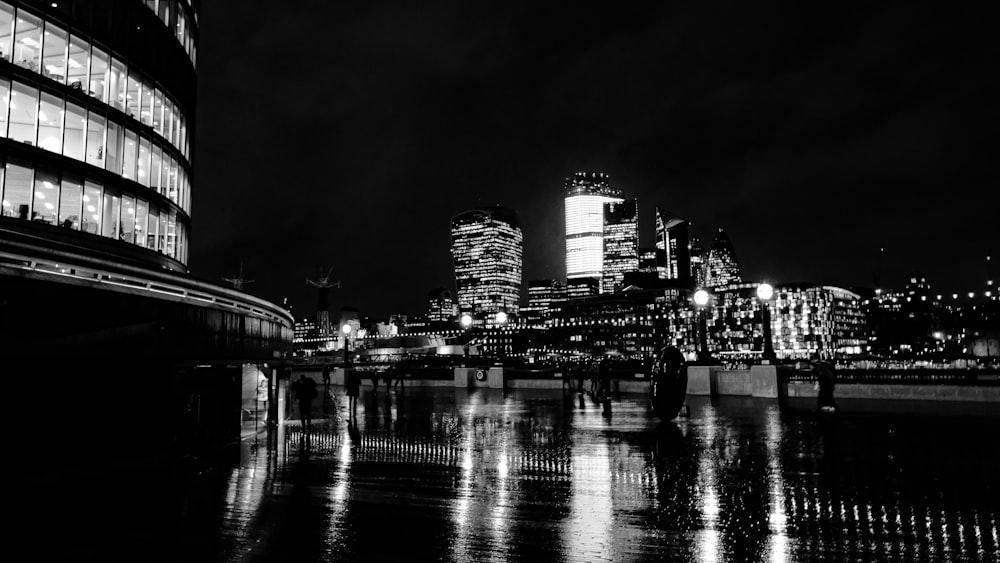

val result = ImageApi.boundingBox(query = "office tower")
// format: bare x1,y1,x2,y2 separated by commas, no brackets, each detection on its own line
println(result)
0,2,292,464
638,247,659,273
655,208,691,284
602,198,638,293
527,279,565,312
566,277,599,300
705,228,742,288
451,205,523,316
689,236,706,288
565,172,623,283
426,287,458,323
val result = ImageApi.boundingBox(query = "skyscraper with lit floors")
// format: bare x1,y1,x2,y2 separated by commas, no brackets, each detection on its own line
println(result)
565,171,622,285
451,205,523,321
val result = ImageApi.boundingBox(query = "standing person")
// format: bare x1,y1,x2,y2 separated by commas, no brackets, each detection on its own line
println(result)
346,369,360,414
294,375,317,431
589,360,600,394
322,365,331,389
812,353,838,413
599,359,612,399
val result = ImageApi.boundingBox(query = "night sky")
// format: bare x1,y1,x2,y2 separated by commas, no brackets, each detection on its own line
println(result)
189,1,997,320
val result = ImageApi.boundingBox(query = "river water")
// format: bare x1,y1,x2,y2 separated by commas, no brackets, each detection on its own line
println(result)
27,388,1000,562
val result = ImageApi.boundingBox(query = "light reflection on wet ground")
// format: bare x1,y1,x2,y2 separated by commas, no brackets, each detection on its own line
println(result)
29,388,1000,562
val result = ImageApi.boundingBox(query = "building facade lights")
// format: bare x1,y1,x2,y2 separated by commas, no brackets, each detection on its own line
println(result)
451,205,523,318
564,172,622,282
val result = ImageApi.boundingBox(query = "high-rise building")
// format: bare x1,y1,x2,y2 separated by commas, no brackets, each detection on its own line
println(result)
689,236,706,288
602,198,638,293
655,209,691,284
638,247,660,273
1,2,292,465
565,172,622,282
520,279,565,327
426,287,458,323
566,277,599,300
705,228,742,288
451,205,523,317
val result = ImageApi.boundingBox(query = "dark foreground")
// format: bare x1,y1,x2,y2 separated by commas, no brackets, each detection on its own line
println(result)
17,388,1000,562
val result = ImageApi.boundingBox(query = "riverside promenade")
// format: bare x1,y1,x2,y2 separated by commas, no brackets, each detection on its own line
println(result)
20,386,1000,562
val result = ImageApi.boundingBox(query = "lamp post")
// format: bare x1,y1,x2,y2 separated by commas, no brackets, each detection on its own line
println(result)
693,289,712,364
495,311,508,362
460,313,473,362
341,323,352,366
757,282,777,364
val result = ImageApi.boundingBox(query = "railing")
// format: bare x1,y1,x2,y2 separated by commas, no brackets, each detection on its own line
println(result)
785,368,1000,386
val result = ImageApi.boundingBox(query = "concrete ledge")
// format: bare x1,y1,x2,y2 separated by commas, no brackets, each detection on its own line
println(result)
687,365,721,395
718,370,751,396
751,365,779,398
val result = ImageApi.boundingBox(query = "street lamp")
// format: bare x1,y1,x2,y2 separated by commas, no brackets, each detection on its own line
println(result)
341,323,352,366
495,311,508,361
693,289,713,364
460,313,473,362
757,282,777,364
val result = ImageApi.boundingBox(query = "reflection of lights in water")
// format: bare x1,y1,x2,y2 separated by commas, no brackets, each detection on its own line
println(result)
449,398,479,562
695,406,721,563
764,406,788,563
488,397,513,563
566,435,613,562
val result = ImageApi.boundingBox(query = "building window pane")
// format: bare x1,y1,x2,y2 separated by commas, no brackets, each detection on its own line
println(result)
0,77,9,136
163,100,173,145
2,159,31,219
165,211,176,258
13,9,41,72
137,136,150,187
109,57,125,111
9,80,38,144
58,173,82,229
153,88,163,134
66,34,88,92
82,181,101,234
105,119,122,173
161,154,172,196
157,209,166,252
135,198,148,248
125,70,140,119
64,101,85,160
140,80,153,127
120,193,135,243
167,155,177,202
36,91,63,153
101,188,119,239
32,168,58,224
89,46,107,102
122,129,137,180
0,2,14,63
41,22,67,84
150,144,161,191
85,111,105,166
146,204,158,249
158,0,169,25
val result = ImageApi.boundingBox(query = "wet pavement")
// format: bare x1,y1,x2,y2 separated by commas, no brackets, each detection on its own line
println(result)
22,388,1000,562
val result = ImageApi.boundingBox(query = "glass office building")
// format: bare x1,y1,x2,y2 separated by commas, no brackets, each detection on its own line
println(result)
655,209,691,284
451,205,523,318
565,172,622,282
0,0,195,268
705,228,742,288
601,198,638,294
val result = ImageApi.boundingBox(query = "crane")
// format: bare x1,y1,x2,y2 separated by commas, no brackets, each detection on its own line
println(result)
223,261,255,291
307,266,340,339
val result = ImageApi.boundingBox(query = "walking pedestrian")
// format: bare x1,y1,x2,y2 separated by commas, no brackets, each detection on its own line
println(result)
812,353,838,413
322,365,331,389
346,369,360,414
292,375,317,431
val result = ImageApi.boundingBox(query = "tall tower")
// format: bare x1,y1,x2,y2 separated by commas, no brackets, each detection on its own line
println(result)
451,206,523,317
655,208,691,284
602,198,638,293
689,236,706,288
564,172,623,283
705,228,742,288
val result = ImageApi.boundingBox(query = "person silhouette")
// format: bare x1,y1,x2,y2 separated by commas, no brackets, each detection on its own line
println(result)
293,375,317,431
346,369,360,414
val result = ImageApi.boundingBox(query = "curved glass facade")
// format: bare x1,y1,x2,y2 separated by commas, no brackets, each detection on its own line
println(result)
0,0,196,267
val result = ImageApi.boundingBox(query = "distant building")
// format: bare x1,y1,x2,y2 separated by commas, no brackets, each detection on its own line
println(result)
426,287,458,323
638,247,661,274
689,236,706,288
602,199,639,294
566,277,600,300
656,209,691,284
565,172,623,283
451,205,523,317
705,228,742,288
520,279,566,327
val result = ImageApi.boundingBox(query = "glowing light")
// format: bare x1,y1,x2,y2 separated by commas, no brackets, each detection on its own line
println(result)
341,324,352,335
694,289,710,307
757,283,774,301
460,314,473,328
495,311,508,324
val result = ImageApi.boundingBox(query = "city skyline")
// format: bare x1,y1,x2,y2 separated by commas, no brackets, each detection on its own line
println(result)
189,2,996,319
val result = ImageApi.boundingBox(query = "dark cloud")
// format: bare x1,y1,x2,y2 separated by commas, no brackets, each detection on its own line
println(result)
190,1,998,319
